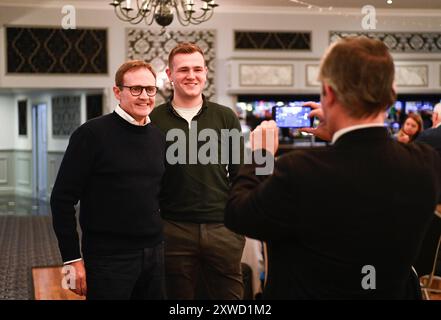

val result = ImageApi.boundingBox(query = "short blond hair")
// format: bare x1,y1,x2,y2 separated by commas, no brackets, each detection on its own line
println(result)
319,36,396,118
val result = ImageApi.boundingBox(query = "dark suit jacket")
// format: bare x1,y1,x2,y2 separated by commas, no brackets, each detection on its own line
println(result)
225,127,441,299
416,126,441,158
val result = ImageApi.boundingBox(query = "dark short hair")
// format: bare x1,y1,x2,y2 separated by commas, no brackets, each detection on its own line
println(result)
319,36,396,118
168,42,205,70
115,60,156,87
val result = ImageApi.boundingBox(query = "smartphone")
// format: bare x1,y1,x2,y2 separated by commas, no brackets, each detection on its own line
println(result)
272,105,313,128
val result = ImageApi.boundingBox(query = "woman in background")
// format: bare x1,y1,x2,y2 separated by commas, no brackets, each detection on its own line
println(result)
395,113,423,143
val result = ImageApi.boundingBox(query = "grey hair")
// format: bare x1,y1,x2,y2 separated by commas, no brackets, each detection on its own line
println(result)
433,102,441,118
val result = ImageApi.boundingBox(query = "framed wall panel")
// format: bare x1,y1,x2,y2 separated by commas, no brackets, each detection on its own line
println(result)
0,158,7,184
16,158,31,186
239,64,293,87
395,65,428,87
305,64,320,87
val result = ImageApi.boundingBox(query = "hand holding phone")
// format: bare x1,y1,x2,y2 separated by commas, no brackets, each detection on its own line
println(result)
299,101,332,142
272,105,313,128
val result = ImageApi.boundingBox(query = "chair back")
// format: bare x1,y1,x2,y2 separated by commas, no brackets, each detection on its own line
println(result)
414,214,441,278
413,213,441,299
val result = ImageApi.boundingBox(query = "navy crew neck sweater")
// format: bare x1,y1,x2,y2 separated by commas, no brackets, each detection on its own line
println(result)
51,112,166,262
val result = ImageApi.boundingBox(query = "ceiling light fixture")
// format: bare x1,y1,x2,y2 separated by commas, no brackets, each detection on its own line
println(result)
109,0,218,28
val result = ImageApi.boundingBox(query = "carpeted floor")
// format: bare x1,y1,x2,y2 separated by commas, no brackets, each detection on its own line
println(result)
0,215,62,300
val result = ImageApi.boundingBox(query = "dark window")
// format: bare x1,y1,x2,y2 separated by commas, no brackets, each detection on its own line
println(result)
18,100,27,136
7,27,108,74
86,94,103,120
235,31,311,50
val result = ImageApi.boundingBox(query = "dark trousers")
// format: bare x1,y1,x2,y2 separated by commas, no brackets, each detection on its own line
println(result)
164,220,245,300
84,242,166,300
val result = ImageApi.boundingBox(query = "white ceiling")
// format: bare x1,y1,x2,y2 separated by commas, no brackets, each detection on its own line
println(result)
0,0,440,10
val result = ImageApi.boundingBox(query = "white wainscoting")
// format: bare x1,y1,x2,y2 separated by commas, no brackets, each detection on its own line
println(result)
0,151,15,195
0,157,7,184
14,151,32,197
48,152,64,194
16,158,31,186
0,150,63,197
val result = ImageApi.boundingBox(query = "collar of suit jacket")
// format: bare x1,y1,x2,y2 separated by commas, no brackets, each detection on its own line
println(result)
332,123,386,144
332,126,390,146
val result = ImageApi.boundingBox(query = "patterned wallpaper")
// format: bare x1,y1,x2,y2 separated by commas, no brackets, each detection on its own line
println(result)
52,96,81,137
126,29,216,104
330,31,441,53
7,27,107,74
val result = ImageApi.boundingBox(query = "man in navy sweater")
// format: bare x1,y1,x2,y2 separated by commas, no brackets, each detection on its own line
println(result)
51,61,166,299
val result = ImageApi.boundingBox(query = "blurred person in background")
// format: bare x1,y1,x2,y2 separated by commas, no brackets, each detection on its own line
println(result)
395,113,423,143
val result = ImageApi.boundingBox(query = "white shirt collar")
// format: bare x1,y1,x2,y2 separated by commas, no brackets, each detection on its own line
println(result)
115,105,150,126
332,123,385,144
435,122,441,129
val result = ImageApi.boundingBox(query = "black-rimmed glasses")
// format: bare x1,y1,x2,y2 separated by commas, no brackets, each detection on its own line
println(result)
120,85,158,97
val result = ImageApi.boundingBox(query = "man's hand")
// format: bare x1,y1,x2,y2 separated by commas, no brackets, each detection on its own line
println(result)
251,120,279,155
66,260,87,297
299,101,332,142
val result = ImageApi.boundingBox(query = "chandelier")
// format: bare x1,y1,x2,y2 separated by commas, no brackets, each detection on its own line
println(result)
109,0,219,28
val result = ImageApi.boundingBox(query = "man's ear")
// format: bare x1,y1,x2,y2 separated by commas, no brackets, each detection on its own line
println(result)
323,83,336,106
166,67,172,80
113,86,121,101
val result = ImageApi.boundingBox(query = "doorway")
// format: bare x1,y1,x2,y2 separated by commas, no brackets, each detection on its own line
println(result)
32,103,48,200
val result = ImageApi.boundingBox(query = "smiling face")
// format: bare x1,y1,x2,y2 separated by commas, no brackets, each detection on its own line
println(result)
113,67,156,123
166,52,207,105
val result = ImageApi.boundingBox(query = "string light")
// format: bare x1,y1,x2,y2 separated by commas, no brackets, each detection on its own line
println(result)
288,0,360,18
289,0,335,13
288,0,441,31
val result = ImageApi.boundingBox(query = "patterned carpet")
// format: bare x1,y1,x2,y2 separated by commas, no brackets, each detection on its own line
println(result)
0,215,62,300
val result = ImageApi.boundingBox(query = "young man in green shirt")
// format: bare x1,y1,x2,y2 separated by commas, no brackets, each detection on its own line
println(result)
150,42,245,299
